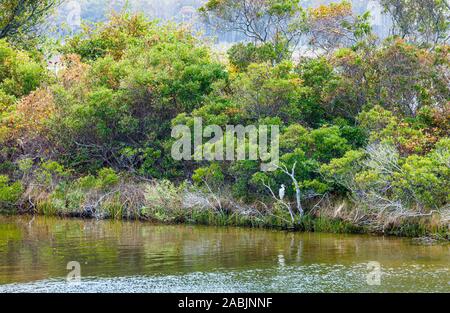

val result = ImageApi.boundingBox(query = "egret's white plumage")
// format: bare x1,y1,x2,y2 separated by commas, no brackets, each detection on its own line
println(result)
279,184,285,200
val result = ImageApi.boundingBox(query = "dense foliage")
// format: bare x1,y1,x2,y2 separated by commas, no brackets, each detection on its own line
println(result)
0,0,62,48
0,1,448,236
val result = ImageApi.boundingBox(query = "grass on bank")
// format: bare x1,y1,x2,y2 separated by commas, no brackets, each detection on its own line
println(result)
1,168,448,239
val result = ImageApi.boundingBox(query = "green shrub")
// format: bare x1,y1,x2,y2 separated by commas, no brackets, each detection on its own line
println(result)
96,168,119,189
75,175,98,190
392,141,450,209
0,175,23,208
0,39,46,98
192,163,224,188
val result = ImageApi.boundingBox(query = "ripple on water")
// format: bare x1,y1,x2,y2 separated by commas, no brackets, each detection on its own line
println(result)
1,263,449,293
1,216,449,293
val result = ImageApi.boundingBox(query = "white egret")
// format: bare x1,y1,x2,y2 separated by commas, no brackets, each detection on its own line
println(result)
279,184,285,201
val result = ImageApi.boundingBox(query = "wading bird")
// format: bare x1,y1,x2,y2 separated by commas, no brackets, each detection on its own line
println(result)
279,184,285,201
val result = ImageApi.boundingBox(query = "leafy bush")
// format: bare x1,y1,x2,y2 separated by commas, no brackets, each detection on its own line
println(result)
192,163,224,188
392,139,450,208
0,175,23,208
96,168,119,189
0,40,46,98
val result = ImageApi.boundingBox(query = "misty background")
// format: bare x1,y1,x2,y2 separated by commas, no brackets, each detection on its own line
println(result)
53,0,392,44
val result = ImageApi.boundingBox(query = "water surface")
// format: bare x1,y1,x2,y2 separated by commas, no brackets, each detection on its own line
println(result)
0,216,448,292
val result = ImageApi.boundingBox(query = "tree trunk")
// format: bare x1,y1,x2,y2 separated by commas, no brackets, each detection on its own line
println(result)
293,180,303,216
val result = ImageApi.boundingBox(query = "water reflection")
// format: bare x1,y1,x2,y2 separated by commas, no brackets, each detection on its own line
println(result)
0,216,449,292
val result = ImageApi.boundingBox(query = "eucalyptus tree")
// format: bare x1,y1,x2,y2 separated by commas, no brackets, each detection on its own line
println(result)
0,0,62,44
379,0,450,46
200,0,373,59
199,0,309,61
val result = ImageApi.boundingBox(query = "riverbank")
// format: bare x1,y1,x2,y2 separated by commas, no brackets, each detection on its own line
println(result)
7,211,449,241
3,177,449,240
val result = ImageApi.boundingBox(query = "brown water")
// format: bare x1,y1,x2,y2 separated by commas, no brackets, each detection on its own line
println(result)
0,215,448,292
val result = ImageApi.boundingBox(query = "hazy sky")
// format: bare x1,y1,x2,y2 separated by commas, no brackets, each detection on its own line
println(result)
54,0,390,42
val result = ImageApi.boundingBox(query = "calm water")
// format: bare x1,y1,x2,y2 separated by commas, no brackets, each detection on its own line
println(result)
0,215,448,292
